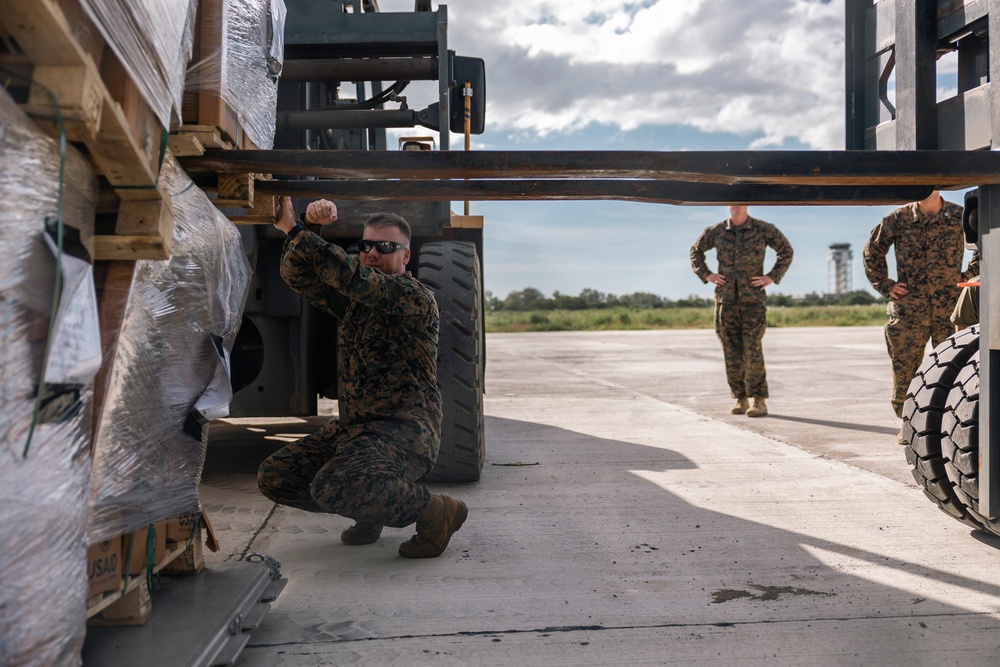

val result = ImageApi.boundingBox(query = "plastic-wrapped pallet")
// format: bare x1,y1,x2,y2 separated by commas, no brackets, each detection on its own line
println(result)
87,152,251,544
76,0,198,129
0,87,100,666
185,0,286,149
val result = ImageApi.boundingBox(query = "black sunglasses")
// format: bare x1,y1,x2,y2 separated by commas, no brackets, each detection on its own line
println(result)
358,239,409,254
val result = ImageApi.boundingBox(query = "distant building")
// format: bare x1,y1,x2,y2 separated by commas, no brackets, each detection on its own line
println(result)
828,243,853,294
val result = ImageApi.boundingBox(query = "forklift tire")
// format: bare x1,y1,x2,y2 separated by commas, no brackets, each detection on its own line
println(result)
940,330,1000,535
901,326,984,529
418,241,485,483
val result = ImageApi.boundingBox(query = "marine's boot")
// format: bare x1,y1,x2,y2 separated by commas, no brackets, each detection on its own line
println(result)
746,397,768,418
398,494,468,559
730,398,750,415
341,521,383,545
897,428,907,446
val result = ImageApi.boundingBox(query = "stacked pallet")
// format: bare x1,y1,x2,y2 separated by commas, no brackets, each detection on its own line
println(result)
83,150,250,628
0,83,99,667
87,150,250,549
1,0,192,260
177,0,283,154
0,1,279,664
0,0,281,259
175,0,283,221
85,510,221,627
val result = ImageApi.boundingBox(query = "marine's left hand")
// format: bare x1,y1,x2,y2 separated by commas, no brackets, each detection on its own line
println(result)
274,196,297,234
751,276,774,288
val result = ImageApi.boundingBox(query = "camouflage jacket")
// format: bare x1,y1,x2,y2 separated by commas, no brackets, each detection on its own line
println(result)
863,201,979,308
280,232,442,461
690,216,794,304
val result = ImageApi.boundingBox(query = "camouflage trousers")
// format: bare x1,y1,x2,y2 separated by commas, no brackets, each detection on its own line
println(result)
257,419,433,527
885,298,954,418
715,300,768,399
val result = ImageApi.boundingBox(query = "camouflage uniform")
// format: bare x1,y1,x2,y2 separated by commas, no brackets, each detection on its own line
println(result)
863,201,979,417
691,216,794,399
257,231,442,527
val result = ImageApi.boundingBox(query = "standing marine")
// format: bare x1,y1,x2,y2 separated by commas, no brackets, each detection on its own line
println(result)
690,206,794,418
863,190,979,437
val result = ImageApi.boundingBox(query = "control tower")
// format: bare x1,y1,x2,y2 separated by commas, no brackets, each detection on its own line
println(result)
828,243,853,294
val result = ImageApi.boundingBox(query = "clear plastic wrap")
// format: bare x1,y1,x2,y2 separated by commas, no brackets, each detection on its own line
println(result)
186,0,285,148
0,88,99,667
77,0,197,128
87,152,251,544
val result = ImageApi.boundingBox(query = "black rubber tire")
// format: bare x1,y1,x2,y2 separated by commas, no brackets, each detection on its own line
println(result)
417,241,485,483
941,350,982,513
902,326,983,529
939,329,1000,535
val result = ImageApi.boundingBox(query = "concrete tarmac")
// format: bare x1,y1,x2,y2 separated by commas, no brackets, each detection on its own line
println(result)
201,326,1000,666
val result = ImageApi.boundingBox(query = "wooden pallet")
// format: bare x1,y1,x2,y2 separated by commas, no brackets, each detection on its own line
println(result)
4,0,278,247
169,127,276,223
168,124,235,157
228,191,278,224
86,532,199,625
86,516,220,625
213,173,278,224
2,0,175,260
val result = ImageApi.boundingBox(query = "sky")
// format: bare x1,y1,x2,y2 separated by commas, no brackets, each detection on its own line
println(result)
374,0,973,301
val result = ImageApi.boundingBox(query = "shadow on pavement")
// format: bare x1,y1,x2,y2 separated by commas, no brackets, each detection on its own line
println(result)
766,414,899,436
233,414,1000,665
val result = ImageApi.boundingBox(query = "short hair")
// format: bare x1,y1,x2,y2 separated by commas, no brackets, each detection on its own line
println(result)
365,212,412,242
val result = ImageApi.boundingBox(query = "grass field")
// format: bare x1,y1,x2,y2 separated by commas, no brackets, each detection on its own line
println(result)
485,304,889,333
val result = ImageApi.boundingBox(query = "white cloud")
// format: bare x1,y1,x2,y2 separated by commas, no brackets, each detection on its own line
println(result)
371,1,934,299
398,0,849,149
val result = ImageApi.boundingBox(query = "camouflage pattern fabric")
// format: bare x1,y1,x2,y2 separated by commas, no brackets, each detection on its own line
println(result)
257,420,431,527
257,231,442,527
690,216,794,306
714,301,769,399
884,298,955,417
863,201,979,417
691,216,794,399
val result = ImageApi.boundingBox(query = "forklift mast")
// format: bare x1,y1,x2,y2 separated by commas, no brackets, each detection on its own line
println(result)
847,0,1000,520
228,0,488,483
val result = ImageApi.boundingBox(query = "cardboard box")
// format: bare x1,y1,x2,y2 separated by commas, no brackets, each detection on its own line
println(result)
122,524,169,576
153,521,169,563
87,539,123,599
165,509,201,543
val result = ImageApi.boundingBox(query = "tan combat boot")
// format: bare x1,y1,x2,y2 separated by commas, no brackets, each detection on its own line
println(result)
341,521,383,545
731,398,750,415
746,397,768,418
398,494,468,559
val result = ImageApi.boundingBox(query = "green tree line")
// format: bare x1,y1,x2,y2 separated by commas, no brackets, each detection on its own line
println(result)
487,288,885,312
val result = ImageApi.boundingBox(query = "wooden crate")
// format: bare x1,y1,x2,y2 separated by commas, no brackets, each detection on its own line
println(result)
2,0,175,260
174,0,264,155
172,0,275,223
86,535,190,625
86,514,220,626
